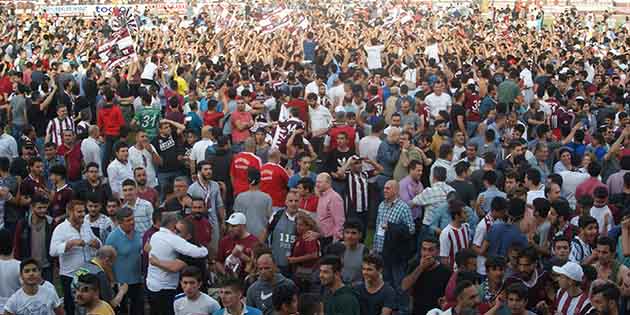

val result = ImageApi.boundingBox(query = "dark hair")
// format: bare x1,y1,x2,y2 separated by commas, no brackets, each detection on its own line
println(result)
455,248,477,267
77,273,100,291
553,235,570,247
196,160,212,172
363,253,384,270
49,164,67,179
591,282,621,302
408,159,423,171
454,161,470,176
85,192,102,205
114,141,129,153
32,194,50,205
548,173,563,187
320,255,343,273
220,277,244,293
482,170,497,185
454,280,474,299
439,143,453,159
297,177,314,192
491,196,508,212
526,168,541,186
578,215,598,229
20,258,40,273
448,199,466,219
422,236,440,247
505,282,529,301
272,282,299,311
593,186,608,199
343,218,363,234
433,166,447,182
518,246,538,263
596,236,616,253
299,293,322,315
587,161,602,178
181,265,203,282
122,179,136,188
85,162,100,173
0,229,12,255
533,198,550,218
485,255,507,269
577,195,594,208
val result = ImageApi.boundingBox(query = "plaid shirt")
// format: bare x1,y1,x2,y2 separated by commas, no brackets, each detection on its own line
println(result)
412,182,455,226
373,198,415,253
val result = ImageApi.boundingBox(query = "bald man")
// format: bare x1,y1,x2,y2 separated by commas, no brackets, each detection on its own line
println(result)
260,149,290,212
190,126,215,176
316,173,345,250
374,180,415,315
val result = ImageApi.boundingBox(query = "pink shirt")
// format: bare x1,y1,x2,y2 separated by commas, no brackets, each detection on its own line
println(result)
231,111,253,143
316,188,345,240
575,177,606,200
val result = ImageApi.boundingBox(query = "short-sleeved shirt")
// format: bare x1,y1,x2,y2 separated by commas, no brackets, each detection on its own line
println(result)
354,282,396,315
4,284,62,315
134,107,161,139
105,227,143,285
485,222,528,257
231,111,253,143
174,292,220,315
217,234,260,266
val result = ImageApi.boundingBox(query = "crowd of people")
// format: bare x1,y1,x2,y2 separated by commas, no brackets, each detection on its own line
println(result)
0,1,629,315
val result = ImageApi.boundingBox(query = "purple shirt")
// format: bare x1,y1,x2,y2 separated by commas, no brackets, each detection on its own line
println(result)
399,175,423,219
607,170,629,196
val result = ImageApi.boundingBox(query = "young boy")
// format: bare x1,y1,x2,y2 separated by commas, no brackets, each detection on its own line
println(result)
4,258,64,315
213,277,262,315
569,216,599,264
84,193,114,243
174,266,220,315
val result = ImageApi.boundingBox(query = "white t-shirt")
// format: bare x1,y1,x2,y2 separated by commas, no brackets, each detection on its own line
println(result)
4,284,62,315
173,292,220,315
141,62,158,81
424,93,452,118
305,81,320,97
590,206,613,234
425,42,440,64
128,145,159,188
364,45,384,70
0,259,21,311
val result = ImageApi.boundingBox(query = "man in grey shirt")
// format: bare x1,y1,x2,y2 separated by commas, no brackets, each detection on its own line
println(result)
187,160,224,257
234,168,272,241
399,98,421,135
260,192,300,276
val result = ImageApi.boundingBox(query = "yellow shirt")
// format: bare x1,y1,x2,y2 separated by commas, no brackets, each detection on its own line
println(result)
174,75,188,96
87,300,115,315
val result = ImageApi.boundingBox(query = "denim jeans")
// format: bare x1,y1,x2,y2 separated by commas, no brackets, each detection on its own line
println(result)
384,259,410,315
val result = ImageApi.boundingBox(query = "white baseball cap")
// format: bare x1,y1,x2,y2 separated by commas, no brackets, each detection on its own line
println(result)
552,261,583,282
226,212,247,226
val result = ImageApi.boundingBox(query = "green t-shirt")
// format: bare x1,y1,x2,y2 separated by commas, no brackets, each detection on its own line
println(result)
134,107,161,139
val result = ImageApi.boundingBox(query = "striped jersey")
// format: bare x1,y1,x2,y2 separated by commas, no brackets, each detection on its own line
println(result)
345,169,375,214
46,116,75,146
554,289,594,315
439,222,471,269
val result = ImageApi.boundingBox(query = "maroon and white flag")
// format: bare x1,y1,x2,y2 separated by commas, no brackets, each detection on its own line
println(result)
97,28,137,70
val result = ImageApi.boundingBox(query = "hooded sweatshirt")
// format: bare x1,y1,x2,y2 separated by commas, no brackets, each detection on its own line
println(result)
245,273,294,315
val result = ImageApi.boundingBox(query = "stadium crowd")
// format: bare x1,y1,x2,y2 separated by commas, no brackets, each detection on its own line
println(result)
0,1,629,315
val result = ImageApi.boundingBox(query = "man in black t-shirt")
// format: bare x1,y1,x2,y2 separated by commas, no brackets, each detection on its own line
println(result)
401,237,452,315
354,254,396,315
151,119,186,198
323,131,355,199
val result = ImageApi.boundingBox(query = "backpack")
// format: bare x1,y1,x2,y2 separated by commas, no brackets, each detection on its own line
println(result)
265,209,286,246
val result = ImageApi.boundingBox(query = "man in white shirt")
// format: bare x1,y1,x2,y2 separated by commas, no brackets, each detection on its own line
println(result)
327,77,345,108
424,81,452,120
4,258,64,315
0,123,18,162
107,142,134,199
147,213,208,315
519,62,534,105
141,56,159,86
81,125,102,177
305,75,324,99
308,92,333,154
49,199,101,315
128,130,160,189
190,126,215,176
364,40,385,70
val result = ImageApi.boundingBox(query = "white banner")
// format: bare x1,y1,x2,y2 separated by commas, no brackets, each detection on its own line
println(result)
97,28,137,70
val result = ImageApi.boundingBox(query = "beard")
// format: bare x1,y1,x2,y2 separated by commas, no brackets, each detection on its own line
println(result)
137,179,146,186
202,173,212,181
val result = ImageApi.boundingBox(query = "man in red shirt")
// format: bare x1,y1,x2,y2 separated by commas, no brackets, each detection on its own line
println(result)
97,88,125,166
48,164,74,224
575,162,606,200
215,212,260,277
187,197,212,253
57,129,83,185
231,98,253,146
230,138,262,197
260,149,289,212
286,87,309,128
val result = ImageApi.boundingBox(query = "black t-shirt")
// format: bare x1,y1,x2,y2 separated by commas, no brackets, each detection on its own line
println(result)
407,261,451,315
323,149,355,181
450,104,467,134
354,282,397,315
448,179,476,207
152,133,184,172
163,197,189,216
27,97,47,137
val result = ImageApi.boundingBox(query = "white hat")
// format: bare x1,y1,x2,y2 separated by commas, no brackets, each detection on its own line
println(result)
226,212,247,225
552,261,583,282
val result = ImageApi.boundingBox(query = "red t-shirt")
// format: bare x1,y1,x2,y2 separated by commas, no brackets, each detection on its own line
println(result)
231,111,253,143
217,234,260,265
204,111,225,127
187,215,212,248
299,195,319,214
291,236,320,268
57,143,83,181
260,162,289,207
50,185,74,219
230,152,262,196
137,188,159,207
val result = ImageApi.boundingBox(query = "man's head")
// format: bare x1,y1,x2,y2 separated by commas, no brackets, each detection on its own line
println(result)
578,215,599,244
114,141,129,162
96,245,117,269
68,199,86,226
593,186,609,208
545,182,562,202
62,129,75,145
106,198,120,218
297,154,312,173
31,195,50,219
49,164,67,184
505,283,529,315
121,179,137,202
438,143,453,161
272,282,299,315
191,197,206,218
455,248,478,272
448,199,468,224
532,198,550,223
408,159,423,182
517,246,538,279
133,167,147,187
343,218,363,247
420,236,439,260
433,166,448,183
553,261,583,290
256,252,276,282
84,162,100,182
482,170,497,187
490,196,508,220
591,282,620,315
116,207,135,234
56,104,68,119
85,193,102,219
176,218,194,241
28,157,44,177
553,236,571,261
19,258,42,286
315,173,332,193
180,266,203,299
219,277,245,309
319,255,343,288
485,256,507,282
226,212,247,239
75,273,101,308
454,280,480,310
525,168,541,188
361,254,384,283
383,180,399,202
336,132,348,149
596,236,616,265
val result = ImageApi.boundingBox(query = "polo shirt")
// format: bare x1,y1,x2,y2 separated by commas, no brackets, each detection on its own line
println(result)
105,226,143,284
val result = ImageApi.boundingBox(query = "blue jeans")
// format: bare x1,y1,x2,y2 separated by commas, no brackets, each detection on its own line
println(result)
384,259,409,315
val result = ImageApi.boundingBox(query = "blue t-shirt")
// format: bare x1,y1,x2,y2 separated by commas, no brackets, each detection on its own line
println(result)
105,227,143,284
213,306,262,315
485,223,528,257
288,172,317,189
